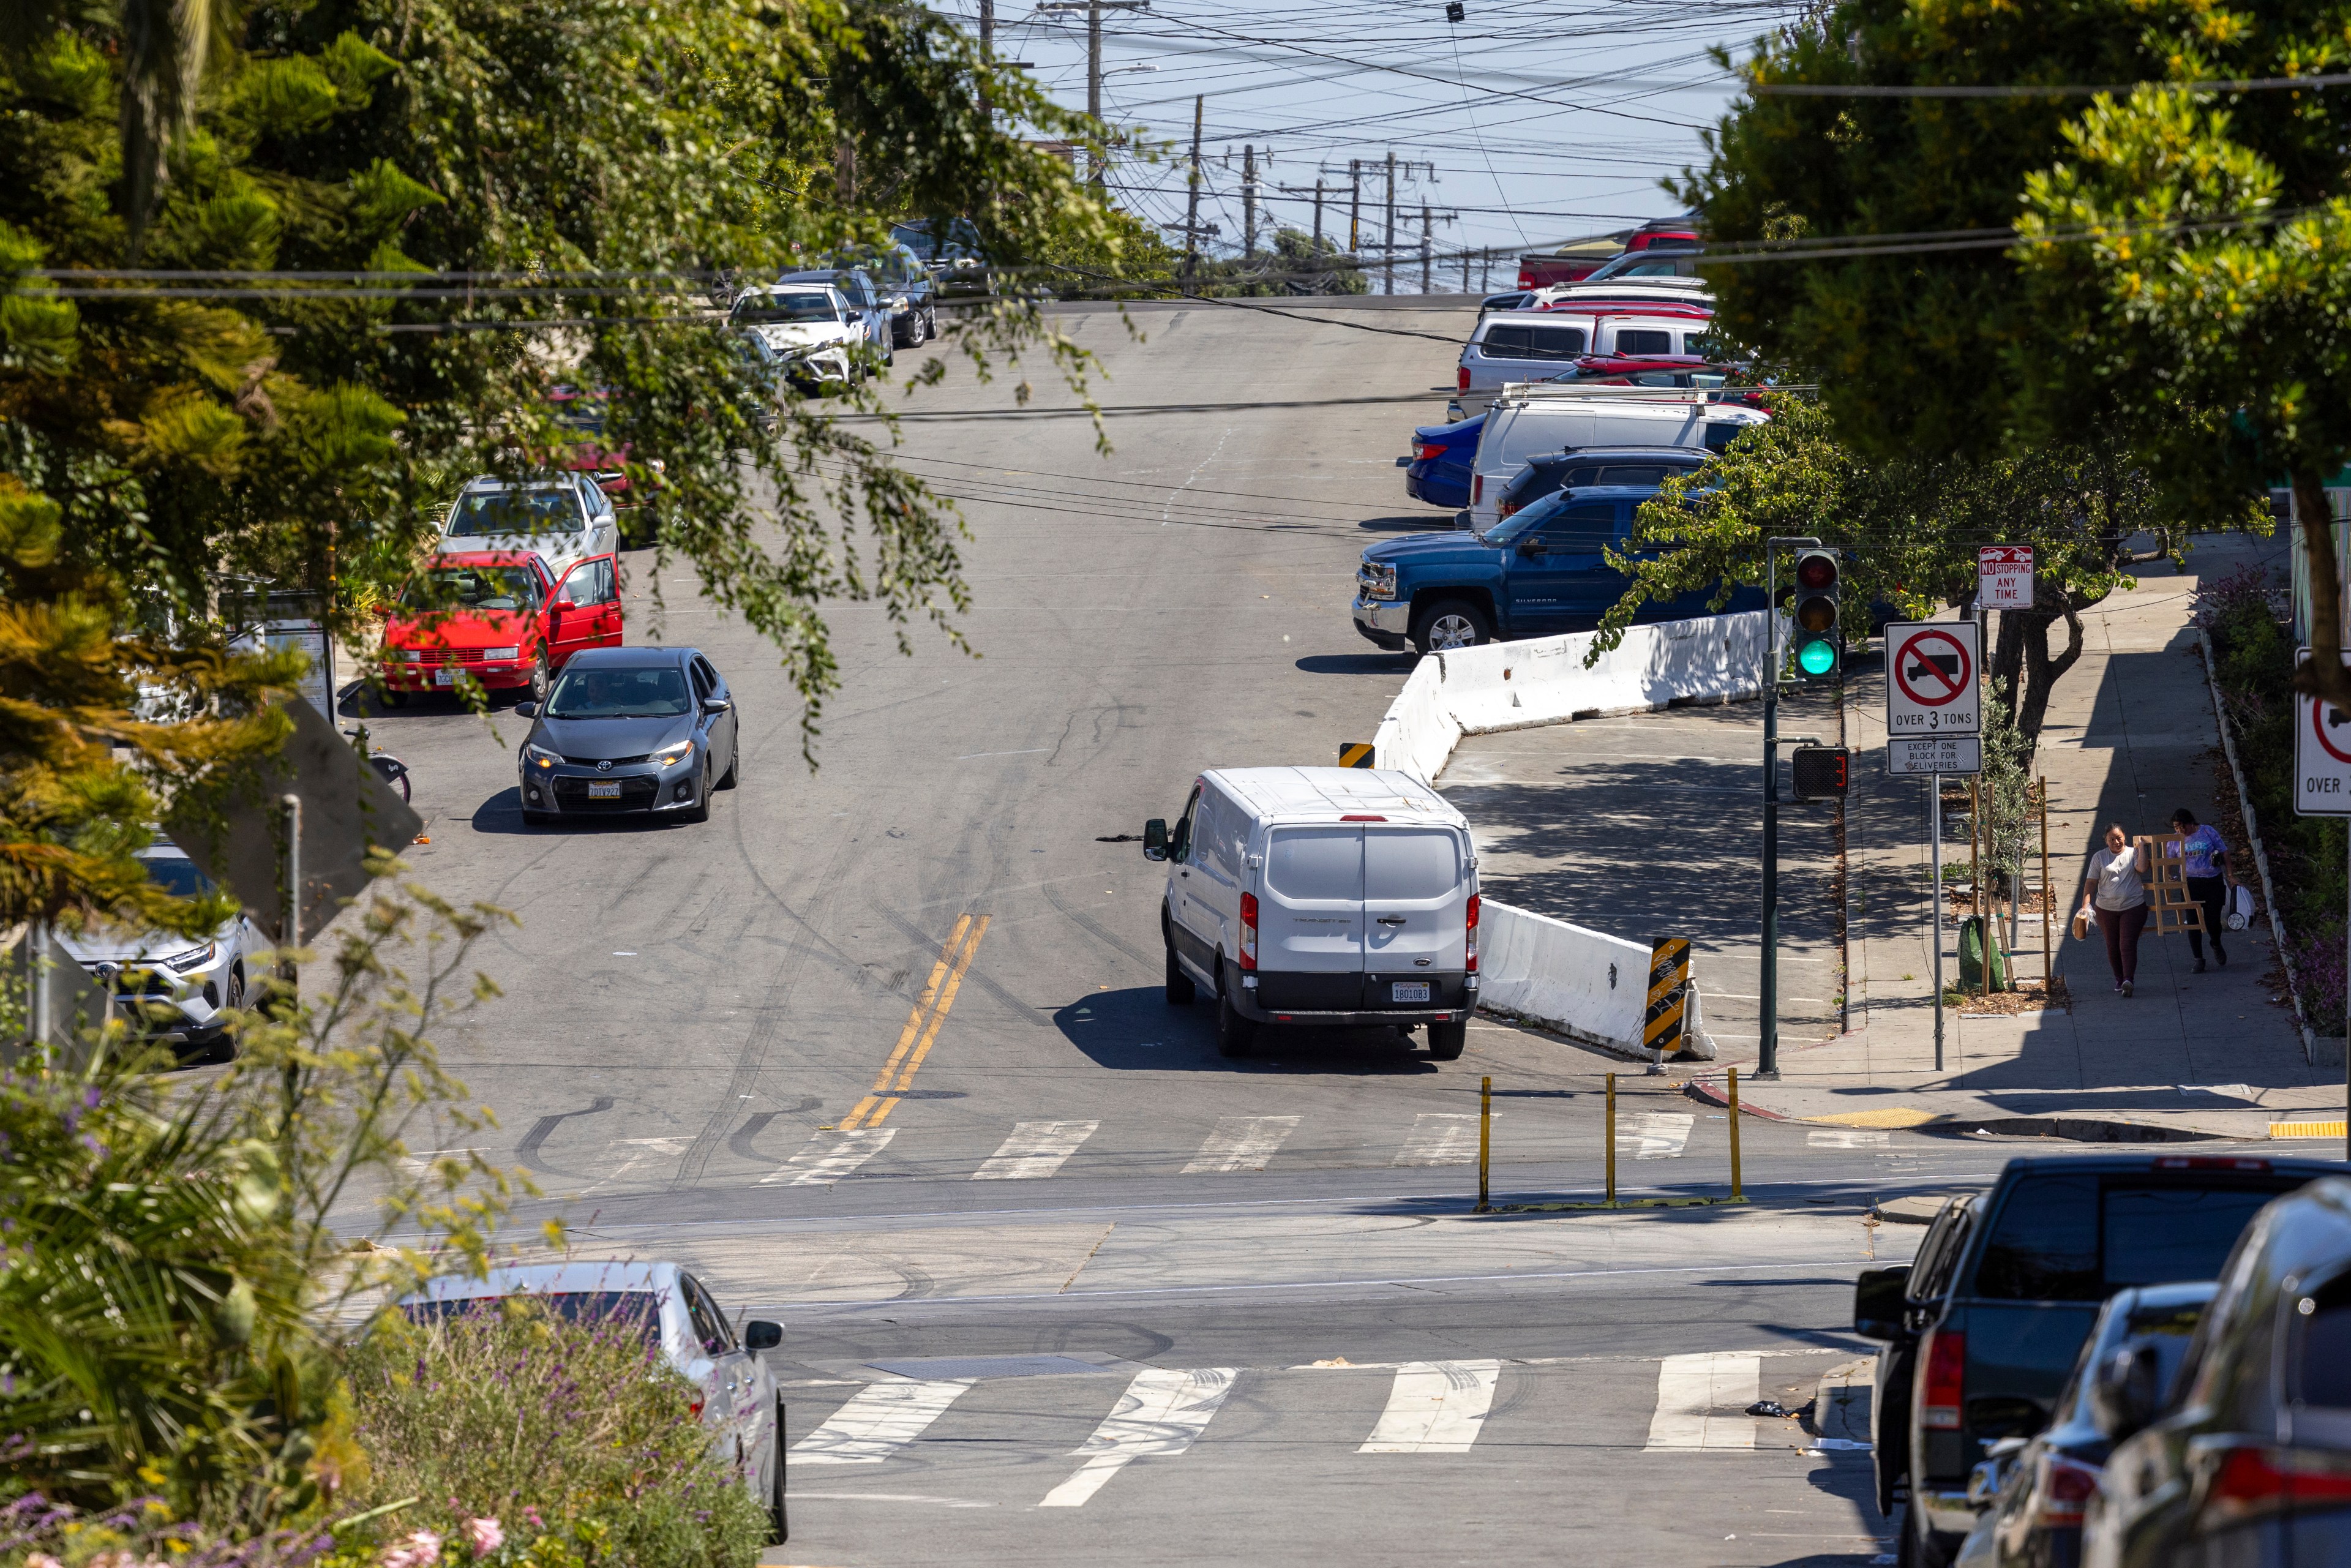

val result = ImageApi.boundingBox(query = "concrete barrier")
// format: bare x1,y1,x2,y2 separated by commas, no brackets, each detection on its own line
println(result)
1374,610,1774,782
1475,899,1652,1056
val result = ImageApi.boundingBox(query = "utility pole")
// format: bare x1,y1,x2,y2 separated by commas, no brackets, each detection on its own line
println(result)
1313,180,1324,251
1181,95,1204,284
1242,145,1258,259
1034,0,1149,188
1382,150,1397,295
1349,160,1363,256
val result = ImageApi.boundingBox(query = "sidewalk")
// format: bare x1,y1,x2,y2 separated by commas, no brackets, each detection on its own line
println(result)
1689,530,2350,1144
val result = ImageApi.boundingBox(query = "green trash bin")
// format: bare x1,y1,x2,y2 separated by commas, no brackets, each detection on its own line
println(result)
1959,914,2011,992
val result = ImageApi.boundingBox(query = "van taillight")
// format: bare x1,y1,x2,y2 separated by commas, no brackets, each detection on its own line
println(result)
1466,893,1480,973
2038,1454,2100,1529
1458,365,1471,391
1239,893,1258,971
1498,500,1518,519
1922,1329,1965,1430
1472,475,1483,504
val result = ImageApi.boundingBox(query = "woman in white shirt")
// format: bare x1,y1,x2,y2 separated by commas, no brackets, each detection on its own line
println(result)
2080,823,2151,997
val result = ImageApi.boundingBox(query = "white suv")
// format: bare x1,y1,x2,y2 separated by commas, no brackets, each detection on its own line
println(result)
730,283,864,392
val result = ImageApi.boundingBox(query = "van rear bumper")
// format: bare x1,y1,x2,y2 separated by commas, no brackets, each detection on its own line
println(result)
1236,970,1475,1026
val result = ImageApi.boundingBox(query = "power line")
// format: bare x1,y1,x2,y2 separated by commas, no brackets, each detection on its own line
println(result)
1752,70,2351,98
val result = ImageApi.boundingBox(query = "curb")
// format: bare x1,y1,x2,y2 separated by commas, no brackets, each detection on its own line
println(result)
1677,1080,2263,1142
1680,1078,1794,1120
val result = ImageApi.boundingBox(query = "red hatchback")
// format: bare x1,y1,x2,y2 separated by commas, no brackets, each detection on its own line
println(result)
379,550,623,705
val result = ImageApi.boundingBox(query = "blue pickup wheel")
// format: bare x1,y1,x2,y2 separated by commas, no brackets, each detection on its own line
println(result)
1411,599,1491,655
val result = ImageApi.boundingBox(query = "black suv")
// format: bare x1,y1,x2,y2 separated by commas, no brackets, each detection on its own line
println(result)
1854,1154,2345,1566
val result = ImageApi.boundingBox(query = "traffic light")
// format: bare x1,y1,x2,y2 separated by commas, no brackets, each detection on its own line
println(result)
1791,746,1850,800
1790,548,1842,681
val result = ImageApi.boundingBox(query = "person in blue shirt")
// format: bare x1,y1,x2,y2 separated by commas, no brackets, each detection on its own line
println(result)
2167,808,2235,973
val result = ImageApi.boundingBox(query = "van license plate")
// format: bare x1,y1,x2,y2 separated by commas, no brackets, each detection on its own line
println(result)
433,669,454,686
1392,981,1431,1003
587,779,622,799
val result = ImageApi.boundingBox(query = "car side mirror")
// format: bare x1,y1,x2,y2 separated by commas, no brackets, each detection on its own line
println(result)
703,697,731,714
514,701,538,719
743,1319,783,1352
1853,1265,1914,1341
1516,540,1543,558
2090,1344,2164,1442
1143,818,1169,861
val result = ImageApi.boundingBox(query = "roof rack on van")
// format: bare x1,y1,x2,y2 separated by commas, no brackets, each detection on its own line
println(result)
1494,382,1760,407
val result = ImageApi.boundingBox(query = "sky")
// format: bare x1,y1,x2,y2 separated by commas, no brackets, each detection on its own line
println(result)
949,0,1795,288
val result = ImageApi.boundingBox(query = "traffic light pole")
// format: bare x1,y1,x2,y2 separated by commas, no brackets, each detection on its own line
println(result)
1760,536,1823,1081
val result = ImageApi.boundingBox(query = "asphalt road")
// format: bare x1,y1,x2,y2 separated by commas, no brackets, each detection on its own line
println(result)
332,297,2211,1567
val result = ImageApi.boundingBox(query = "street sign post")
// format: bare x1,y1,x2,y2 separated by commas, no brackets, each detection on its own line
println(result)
1977,544,2035,610
1886,620,1982,738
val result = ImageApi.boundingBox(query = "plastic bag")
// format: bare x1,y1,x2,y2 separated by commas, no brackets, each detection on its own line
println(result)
2226,883,2254,931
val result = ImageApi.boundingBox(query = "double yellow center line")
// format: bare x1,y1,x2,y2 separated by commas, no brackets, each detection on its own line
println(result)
838,913,989,1130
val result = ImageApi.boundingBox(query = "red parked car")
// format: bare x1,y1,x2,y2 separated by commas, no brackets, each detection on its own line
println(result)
378,550,623,706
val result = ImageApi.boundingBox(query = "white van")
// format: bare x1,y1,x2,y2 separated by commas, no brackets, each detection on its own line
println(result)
1142,768,1479,1060
1452,306,1717,421
1464,388,1767,532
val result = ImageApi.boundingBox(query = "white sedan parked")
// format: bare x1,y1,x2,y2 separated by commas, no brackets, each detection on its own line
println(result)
436,474,619,585
399,1261,788,1542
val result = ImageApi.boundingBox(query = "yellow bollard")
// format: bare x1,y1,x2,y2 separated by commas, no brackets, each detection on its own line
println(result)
1728,1066,1744,1201
1477,1075,1491,1213
1605,1071,1618,1207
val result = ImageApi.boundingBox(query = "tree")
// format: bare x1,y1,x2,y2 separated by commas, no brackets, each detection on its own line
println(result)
0,0,1128,934
1593,397,2156,745
1684,0,2333,703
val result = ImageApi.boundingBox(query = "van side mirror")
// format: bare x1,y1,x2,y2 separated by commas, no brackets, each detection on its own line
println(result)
743,1319,783,1352
1143,819,1169,860
1853,1265,1913,1341
2089,1344,2164,1442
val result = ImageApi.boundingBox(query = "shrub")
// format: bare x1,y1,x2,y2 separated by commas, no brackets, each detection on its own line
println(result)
322,1306,765,1568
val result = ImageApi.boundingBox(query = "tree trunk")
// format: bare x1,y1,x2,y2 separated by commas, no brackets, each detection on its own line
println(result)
2015,601,2085,747
2293,465,2351,711
1992,604,2028,726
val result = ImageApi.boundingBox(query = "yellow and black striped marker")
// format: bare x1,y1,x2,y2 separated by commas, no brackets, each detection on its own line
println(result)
1645,938,1691,1059
1340,741,1376,768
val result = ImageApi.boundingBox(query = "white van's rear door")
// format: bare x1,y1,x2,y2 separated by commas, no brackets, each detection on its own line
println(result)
1261,827,1363,977
1363,828,1470,985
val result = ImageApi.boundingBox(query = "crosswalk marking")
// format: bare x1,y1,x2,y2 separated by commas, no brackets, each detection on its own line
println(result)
1393,1112,1487,1166
759,1127,896,1186
973,1120,1100,1180
578,1136,689,1194
1809,1127,1892,1149
1038,1367,1237,1507
1630,1111,1693,1160
790,1379,972,1464
1359,1360,1501,1454
1643,1352,1760,1451
1182,1116,1301,1174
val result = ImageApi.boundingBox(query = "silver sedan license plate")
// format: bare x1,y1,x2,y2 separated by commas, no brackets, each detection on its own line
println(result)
587,779,622,799
1392,981,1431,1003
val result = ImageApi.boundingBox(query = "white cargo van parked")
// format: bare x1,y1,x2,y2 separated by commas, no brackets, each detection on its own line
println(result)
1142,768,1479,1060
1464,386,1766,532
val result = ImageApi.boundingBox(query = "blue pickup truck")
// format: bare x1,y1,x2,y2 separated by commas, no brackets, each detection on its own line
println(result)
1351,482,1766,654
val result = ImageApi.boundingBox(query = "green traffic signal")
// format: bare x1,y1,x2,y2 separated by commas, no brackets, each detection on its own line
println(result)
1797,637,1837,676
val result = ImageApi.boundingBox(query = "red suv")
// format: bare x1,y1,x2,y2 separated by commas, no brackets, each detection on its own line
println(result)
378,550,623,705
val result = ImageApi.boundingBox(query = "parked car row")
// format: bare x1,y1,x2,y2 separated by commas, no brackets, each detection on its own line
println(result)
1857,1154,2351,1567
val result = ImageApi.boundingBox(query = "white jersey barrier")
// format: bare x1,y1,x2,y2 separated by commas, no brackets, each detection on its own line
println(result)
1367,610,1768,1058
1372,609,1774,784
1475,900,1652,1055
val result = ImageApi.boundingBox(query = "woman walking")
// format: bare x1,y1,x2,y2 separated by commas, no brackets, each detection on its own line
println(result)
2165,808,2235,973
2081,823,2151,997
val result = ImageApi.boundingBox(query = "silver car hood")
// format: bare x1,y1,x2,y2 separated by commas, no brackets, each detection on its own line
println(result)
55,923,225,965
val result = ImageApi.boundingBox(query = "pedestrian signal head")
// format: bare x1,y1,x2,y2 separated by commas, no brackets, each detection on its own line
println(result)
1790,547,1842,683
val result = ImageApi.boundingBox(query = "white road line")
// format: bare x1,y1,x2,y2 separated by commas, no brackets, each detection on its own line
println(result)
1182,1116,1301,1174
1644,1352,1761,1452
576,1136,689,1194
790,1379,973,1464
759,1128,898,1186
972,1121,1100,1180
1630,1112,1693,1160
1038,1367,1237,1507
1359,1360,1502,1454
1809,1128,1893,1150
1393,1112,1487,1166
